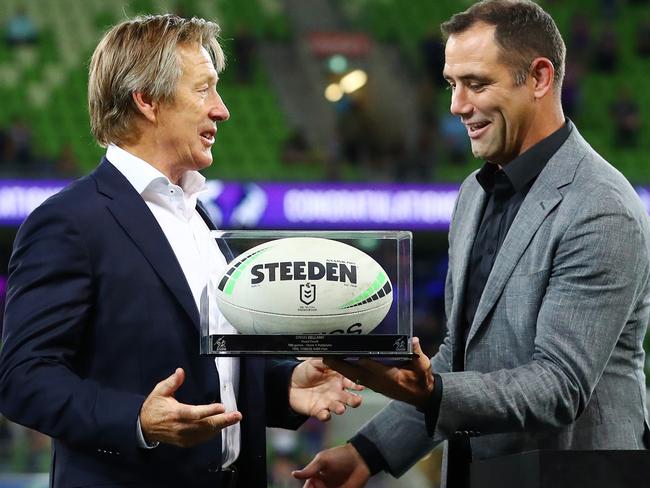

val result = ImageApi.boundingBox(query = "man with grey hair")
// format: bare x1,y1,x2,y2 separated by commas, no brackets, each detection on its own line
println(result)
295,1,650,487
0,14,362,488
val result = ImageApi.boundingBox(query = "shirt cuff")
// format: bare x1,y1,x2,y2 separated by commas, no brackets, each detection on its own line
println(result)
136,416,159,449
348,433,388,476
419,373,443,437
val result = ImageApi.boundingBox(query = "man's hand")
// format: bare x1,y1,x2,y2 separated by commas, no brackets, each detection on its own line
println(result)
140,368,242,448
289,359,364,421
324,337,434,409
292,443,371,488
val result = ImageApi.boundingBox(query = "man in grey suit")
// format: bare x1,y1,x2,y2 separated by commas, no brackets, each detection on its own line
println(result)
293,1,650,487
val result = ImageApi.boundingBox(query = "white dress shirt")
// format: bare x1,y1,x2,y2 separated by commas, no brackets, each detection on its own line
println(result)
106,144,240,467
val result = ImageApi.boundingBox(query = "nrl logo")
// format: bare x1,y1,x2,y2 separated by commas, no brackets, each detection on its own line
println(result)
214,336,227,352
393,337,406,352
300,283,316,305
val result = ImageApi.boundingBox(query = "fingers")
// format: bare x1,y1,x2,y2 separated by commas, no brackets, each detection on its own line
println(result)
323,358,365,385
316,409,332,422
307,357,326,370
169,410,243,447
333,387,363,410
412,337,431,373
292,457,323,480
294,445,367,488
344,392,363,408
316,389,362,421
304,478,328,488
205,410,243,431
313,401,342,422
342,376,365,391
327,401,346,417
153,368,185,397
142,368,244,447
177,401,227,421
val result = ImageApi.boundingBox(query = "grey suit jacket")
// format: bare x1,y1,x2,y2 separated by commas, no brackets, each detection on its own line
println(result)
358,126,650,484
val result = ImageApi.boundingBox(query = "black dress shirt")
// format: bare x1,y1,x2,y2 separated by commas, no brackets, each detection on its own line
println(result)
349,120,573,479
461,122,571,351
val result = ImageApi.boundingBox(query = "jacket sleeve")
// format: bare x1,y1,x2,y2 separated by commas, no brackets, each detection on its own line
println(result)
353,309,454,476
0,202,145,458
352,180,464,477
264,359,307,429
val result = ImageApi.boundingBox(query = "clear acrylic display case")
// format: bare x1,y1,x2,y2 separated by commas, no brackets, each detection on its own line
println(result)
200,230,413,357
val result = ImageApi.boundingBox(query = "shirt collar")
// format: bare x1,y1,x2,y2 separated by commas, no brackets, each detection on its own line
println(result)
106,144,207,198
476,119,573,194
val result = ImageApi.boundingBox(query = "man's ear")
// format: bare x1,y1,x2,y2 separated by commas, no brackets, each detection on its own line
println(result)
529,57,555,99
132,91,158,124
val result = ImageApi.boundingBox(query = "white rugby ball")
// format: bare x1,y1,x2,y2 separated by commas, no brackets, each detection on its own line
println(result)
215,237,393,334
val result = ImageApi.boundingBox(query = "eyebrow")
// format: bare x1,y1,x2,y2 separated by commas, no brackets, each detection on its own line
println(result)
196,73,219,86
443,73,493,84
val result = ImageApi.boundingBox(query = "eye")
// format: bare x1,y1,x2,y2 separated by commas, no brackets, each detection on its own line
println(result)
469,83,486,92
197,83,212,95
445,83,455,91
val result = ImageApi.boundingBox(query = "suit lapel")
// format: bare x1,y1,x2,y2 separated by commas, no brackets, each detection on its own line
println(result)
449,182,487,364
196,201,235,262
195,202,215,230
91,159,200,330
464,130,586,349
465,180,562,347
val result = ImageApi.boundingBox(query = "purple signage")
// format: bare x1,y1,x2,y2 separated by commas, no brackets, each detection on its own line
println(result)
200,181,458,230
0,181,67,226
2,179,650,230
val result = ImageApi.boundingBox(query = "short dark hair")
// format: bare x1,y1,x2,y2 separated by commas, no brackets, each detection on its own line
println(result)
441,0,565,90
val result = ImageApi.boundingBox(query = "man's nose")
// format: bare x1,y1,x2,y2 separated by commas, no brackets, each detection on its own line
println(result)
449,86,472,117
210,93,230,122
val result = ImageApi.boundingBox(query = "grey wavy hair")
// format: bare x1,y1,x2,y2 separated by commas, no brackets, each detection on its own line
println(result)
88,14,225,147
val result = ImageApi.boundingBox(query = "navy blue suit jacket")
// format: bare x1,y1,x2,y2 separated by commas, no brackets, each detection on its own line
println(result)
0,159,305,487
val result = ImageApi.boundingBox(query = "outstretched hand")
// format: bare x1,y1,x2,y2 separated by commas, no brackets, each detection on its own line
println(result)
139,368,242,448
290,359,364,421
323,337,434,409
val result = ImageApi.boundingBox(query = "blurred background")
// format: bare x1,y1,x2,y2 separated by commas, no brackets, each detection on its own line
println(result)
0,0,648,486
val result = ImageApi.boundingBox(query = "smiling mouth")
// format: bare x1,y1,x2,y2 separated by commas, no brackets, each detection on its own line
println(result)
466,121,491,139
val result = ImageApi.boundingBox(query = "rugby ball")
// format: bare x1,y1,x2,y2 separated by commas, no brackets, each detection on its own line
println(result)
215,237,393,334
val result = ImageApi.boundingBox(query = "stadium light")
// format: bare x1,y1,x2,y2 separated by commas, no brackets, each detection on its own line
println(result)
325,83,344,102
340,69,367,94
327,54,348,74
